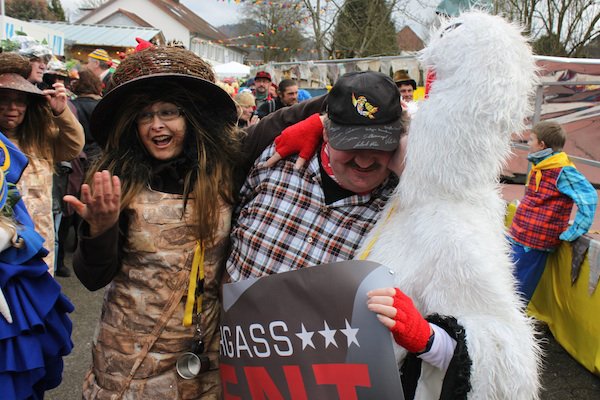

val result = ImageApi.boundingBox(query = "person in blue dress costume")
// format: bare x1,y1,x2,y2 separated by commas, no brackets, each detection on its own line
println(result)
0,123,74,399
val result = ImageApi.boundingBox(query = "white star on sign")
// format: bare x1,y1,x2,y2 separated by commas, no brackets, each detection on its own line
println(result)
340,319,360,348
319,321,338,348
296,323,315,350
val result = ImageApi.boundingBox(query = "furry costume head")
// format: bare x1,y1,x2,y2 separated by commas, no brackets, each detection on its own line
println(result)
422,12,537,133
402,11,538,202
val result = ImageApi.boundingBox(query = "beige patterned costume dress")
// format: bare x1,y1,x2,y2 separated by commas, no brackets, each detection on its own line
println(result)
10,106,84,274
82,189,231,399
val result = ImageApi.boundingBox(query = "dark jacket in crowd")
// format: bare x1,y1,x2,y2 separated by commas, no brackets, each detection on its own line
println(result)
72,95,102,162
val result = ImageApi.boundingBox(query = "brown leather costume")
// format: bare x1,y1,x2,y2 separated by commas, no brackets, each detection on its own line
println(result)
82,189,231,399
16,157,55,271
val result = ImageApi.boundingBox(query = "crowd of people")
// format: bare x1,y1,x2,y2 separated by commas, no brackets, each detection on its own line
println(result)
0,14,597,399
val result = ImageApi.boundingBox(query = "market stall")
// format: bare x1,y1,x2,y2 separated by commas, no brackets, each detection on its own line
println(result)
214,61,251,79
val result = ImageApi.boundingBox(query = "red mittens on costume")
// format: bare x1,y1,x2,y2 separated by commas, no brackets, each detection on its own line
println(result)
274,113,323,161
389,288,431,353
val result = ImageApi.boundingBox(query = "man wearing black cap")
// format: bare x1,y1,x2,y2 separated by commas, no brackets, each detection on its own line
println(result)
226,72,459,394
253,70,273,109
227,71,404,281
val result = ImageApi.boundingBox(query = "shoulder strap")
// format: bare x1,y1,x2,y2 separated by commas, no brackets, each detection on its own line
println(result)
114,270,190,399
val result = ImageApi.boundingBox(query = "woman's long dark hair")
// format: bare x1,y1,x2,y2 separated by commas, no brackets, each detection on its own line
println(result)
90,83,242,245
6,91,57,163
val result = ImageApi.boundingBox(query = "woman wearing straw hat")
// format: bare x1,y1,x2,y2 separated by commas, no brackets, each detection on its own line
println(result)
63,46,261,399
0,53,85,275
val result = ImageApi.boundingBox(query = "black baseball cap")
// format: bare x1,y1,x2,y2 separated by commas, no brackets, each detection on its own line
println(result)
327,71,403,151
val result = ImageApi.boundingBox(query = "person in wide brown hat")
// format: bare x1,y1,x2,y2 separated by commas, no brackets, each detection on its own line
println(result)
0,52,84,275
393,70,417,103
64,45,302,399
63,45,240,399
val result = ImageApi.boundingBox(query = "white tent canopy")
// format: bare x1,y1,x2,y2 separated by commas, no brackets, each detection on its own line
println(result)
214,61,251,78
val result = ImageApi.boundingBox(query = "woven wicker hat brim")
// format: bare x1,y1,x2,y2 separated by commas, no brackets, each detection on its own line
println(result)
90,73,238,148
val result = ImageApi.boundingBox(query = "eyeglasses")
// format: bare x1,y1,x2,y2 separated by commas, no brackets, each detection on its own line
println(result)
136,107,184,124
0,95,28,108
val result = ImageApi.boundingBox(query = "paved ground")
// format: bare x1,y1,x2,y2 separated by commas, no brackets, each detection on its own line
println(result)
46,256,600,399
46,260,103,400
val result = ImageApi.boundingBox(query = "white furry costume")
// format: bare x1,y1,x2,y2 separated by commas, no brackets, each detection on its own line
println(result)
360,12,541,399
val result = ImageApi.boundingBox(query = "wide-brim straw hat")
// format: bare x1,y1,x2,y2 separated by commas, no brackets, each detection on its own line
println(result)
91,46,238,148
0,73,45,96
393,70,417,90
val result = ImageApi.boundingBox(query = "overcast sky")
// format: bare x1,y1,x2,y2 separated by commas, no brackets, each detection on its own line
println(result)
61,0,243,26
59,0,434,38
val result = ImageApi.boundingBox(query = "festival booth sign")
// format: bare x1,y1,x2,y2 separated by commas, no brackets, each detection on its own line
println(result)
220,260,404,399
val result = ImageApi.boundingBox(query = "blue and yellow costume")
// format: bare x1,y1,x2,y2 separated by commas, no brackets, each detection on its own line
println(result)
0,132,74,399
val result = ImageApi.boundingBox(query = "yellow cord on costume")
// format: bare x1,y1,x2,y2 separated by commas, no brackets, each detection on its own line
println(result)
183,242,205,326
358,202,397,260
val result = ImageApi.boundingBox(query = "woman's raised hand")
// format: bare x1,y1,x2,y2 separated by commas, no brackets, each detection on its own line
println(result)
43,82,68,116
63,170,121,237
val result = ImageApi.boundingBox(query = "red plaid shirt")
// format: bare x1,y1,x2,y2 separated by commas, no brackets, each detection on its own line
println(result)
227,146,397,281
510,167,573,250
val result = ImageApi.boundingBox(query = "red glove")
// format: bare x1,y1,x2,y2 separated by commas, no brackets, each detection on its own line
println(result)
389,288,431,353
274,113,323,161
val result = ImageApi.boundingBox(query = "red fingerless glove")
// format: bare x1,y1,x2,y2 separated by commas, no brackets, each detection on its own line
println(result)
389,288,431,353
274,113,323,160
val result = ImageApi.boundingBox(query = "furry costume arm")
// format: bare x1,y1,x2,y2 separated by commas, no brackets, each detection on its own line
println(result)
368,287,471,398
401,315,471,400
